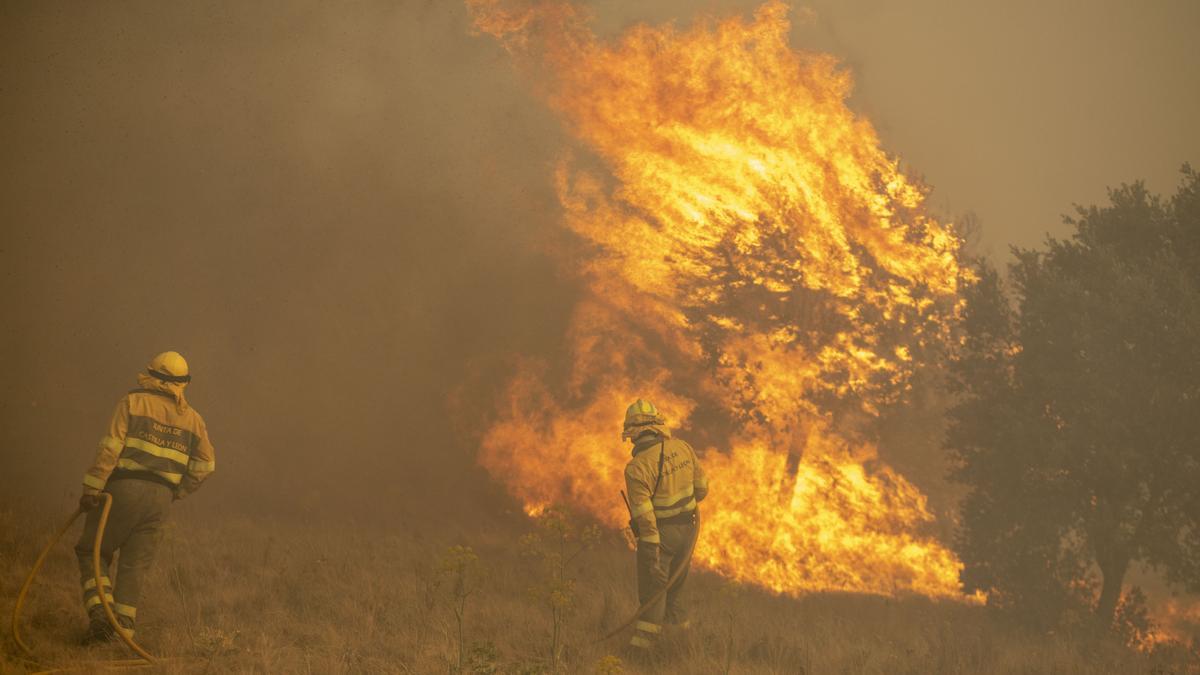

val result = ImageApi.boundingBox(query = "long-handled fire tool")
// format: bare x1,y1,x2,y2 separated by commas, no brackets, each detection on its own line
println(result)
12,493,161,672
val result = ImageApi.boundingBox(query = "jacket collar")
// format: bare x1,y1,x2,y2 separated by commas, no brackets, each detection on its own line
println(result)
631,433,665,457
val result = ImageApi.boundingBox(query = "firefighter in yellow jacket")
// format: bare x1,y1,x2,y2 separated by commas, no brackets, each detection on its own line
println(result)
622,398,707,652
75,351,216,643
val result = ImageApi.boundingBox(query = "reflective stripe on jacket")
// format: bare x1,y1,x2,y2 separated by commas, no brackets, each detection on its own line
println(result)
82,386,216,499
624,434,708,544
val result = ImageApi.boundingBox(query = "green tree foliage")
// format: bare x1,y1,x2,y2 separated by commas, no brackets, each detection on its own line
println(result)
948,167,1200,631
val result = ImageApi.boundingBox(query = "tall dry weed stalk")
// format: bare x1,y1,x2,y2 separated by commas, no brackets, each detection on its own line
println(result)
520,506,601,670
438,545,484,673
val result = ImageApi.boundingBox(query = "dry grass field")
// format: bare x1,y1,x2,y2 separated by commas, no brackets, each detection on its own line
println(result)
2,502,1197,675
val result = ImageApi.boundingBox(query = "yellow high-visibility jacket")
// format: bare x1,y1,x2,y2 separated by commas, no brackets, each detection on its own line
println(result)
82,386,216,499
624,433,708,544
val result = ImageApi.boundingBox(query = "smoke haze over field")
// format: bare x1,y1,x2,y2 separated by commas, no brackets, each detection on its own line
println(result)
2,0,1198,519
0,1,578,515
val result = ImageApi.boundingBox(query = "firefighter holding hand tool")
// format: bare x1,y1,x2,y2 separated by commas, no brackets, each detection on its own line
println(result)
75,351,216,644
621,398,707,653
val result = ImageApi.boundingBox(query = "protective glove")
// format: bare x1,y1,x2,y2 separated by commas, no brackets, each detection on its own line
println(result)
637,541,669,587
79,493,102,512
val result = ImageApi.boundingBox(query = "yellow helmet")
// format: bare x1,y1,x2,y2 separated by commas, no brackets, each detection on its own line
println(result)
148,351,191,384
623,398,664,432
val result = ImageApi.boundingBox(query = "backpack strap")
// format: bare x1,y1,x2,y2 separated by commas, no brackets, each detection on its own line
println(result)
650,440,666,498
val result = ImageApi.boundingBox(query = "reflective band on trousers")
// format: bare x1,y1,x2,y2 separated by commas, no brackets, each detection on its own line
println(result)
85,593,114,609
113,602,137,619
635,620,661,634
83,576,112,591
630,635,652,648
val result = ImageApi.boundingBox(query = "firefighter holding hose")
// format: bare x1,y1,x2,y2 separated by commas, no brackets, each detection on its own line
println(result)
622,398,707,653
75,351,216,643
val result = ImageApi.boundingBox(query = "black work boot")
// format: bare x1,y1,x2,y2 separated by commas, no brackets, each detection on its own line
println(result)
81,614,115,645
623,641,657,667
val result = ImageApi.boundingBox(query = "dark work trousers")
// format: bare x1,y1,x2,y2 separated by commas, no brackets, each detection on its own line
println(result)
75,478,172,634
631,515,697,649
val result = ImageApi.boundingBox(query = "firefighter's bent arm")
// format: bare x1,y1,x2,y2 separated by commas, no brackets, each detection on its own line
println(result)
625,463,659,544
175,416,216,500
82,398,131,494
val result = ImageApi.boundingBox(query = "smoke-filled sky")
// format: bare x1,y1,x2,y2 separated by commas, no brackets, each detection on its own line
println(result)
2,0,1197,514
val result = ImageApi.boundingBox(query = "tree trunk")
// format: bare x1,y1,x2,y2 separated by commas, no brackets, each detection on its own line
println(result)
1095,552,1130,628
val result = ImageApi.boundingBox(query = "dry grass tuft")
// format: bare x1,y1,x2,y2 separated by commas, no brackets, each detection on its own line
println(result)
2,503,1197,674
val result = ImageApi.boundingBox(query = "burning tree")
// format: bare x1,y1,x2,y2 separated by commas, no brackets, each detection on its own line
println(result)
949,167,1200,634
468,0,977,601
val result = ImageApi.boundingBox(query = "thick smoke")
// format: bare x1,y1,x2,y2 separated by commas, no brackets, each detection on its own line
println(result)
0,2,575,518
2,0,1197,525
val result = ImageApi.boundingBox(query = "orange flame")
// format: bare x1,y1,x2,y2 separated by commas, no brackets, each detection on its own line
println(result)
470,0,976,600
1143,598,1200,650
